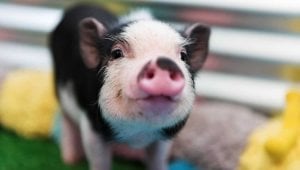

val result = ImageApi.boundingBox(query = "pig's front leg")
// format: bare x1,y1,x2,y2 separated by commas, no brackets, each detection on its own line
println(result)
146,140,172,170
80,114,112,170
61,113,84,164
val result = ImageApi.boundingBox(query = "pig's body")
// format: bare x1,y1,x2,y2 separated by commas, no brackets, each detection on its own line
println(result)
50,4,210,170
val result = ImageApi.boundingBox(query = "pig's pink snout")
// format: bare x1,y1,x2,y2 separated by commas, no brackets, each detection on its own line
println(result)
138,57,185,97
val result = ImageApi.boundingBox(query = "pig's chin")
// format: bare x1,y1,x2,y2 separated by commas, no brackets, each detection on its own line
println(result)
135,95,177,117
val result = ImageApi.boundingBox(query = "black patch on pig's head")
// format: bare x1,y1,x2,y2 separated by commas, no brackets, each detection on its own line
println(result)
79,18,131,69
96,22,132,61
157,57,183,77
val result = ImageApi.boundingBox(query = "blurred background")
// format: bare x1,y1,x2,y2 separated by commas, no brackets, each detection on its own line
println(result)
0,0,299,112
0,0,300,170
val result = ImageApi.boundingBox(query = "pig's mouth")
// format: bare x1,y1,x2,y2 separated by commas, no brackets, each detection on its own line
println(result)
135,95,177,116
144,95,173,101
137,95,176,103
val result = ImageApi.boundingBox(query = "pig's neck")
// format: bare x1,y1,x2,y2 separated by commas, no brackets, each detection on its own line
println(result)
111,121,164,148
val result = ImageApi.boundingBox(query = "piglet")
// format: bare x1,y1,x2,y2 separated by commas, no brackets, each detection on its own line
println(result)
49,4,210,170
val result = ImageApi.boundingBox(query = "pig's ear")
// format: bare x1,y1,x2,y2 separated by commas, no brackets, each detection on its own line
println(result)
184,23,210,74
79,17,107,68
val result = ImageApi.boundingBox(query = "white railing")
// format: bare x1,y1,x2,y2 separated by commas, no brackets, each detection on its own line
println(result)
128,0,300,16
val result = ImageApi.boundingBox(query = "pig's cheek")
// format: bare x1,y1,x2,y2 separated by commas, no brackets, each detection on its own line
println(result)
170,66,195,117
123,74,135,99
122,70,146,100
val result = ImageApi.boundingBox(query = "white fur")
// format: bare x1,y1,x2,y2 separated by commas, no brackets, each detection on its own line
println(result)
58,82,84,123
120,20,187,58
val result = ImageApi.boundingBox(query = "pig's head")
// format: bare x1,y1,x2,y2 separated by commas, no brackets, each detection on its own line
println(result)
79,17,210,137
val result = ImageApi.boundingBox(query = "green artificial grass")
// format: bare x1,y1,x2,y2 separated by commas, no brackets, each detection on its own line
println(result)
0,127,143,170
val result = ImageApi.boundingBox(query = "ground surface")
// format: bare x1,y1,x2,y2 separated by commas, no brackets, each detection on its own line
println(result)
0,127,143,170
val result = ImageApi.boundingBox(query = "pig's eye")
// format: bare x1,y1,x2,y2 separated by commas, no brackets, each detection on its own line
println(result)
180,51,188,61
111,49,124,60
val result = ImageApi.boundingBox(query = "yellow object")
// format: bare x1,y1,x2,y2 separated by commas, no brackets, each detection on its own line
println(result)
265,90,300,161
239,89,300,170
280,65,300,82
0,70,58,138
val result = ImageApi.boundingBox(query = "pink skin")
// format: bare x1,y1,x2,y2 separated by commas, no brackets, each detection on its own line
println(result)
133,60,185,117
138,61,185,98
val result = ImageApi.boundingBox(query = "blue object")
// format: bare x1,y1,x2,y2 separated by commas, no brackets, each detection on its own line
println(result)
52,112,62,144
169,160,199,170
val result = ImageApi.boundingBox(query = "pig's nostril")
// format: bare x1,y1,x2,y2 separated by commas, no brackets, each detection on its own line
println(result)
146,70,155,79
170,71,180,80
